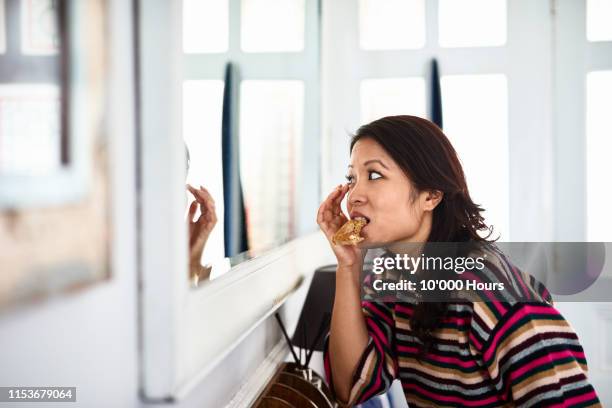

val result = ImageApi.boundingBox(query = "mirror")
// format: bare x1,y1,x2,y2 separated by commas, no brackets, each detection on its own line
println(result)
140,0,612,401
181,0,321,285
0,0,110,311
0,0,97,208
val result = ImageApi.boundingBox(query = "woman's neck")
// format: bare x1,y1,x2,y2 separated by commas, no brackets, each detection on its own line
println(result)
385,212,432,256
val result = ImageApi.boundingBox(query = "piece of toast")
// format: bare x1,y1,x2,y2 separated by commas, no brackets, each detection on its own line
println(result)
332,218,367,246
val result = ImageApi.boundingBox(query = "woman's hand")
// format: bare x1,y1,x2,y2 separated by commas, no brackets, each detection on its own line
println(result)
319,184,370,403
317,184,365,268
187,184,217,271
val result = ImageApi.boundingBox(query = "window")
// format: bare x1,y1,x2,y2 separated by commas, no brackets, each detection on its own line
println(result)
182,0,228,53
241,0,305,52
324,0,519,240
438,0,506,47
358,0,425,50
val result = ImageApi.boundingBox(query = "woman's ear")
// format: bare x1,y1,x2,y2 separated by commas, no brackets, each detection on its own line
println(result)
423,190,443,211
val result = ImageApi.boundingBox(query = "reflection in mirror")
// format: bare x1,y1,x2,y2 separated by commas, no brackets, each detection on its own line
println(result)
239,80,304,252
0,0,64,176
0,0,110,311
181,0,319,286
183,79,225,285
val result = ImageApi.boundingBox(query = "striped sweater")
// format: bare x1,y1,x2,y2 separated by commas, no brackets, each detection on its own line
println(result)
324,251,601,407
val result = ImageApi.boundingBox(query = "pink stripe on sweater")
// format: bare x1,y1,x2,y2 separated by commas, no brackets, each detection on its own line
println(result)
442,315,471,326
364,302,394,326
509,349,585,382
484,305,559,361
395,304,414,316
543,390,599,408
469,332,483,350
366,317,390,347
396,345,478,368
564,390,599,406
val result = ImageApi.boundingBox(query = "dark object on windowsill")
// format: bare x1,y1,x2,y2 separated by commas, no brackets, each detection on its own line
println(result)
291,265,336,354
275,264,336,369
258,265,338,407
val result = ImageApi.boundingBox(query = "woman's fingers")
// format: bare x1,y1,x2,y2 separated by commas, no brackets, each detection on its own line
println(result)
319,197,337,224
317,184,350,239
205,200,217,222
326,184,346,219
187,184,215,207
187,184,198,198
201,201,217,226
196,189,213,205
332,184,348,214
317,186,338,224
188,200,198,222
198,185,214,203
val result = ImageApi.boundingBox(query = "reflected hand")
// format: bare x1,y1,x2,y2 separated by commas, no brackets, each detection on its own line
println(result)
317,184,365,268
187,184,217,281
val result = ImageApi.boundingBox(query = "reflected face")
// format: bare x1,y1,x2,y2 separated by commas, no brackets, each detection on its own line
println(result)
346,138,432,245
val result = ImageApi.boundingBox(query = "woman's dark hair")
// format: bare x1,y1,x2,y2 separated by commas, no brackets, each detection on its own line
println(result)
350,115,495,353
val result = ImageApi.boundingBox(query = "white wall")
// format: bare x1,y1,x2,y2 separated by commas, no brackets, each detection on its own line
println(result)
0,0,140,406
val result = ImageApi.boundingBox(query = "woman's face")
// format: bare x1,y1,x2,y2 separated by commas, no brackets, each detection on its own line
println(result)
346,138,440,245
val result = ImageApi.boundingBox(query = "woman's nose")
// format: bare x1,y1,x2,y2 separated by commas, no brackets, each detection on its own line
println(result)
348,181,367,206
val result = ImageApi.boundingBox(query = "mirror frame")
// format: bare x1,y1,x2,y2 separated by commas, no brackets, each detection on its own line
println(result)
137,0,322,400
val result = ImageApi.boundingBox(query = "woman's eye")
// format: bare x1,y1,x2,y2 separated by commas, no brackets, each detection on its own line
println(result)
344,174,355,184
369,171,382,180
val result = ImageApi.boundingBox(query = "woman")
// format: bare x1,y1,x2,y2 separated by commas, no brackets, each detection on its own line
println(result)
317,116,600,407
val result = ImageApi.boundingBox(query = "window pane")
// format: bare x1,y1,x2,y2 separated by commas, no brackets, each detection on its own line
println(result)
586,71,612,241
182,80,225,264
441,74,509,239
183,0,228,53
439,0,506,47
241,0,304,52
0,84,60,175
359,0,425,50
240,81,304,251
587,0,612,42
360,78,426,124
21,0,59,55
